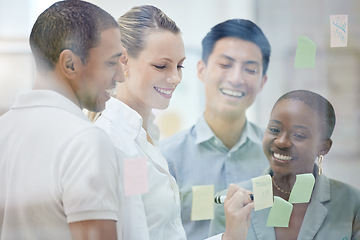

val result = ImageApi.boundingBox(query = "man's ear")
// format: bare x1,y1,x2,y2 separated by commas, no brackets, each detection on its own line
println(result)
319,139,333,156
58,49,77,78
257,74,268,93
119,47,128,65
119,48,129,76
197,60,206,83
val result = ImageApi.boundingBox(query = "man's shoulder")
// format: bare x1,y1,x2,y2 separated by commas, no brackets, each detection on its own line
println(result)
247,121,265,135
160,126,195,149
41,108,112,147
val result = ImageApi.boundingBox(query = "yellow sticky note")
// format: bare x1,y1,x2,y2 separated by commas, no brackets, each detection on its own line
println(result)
266,196,293,227
191,185,214,221
289,173,315,204
330,15,348,47
252,175,273,211
294,36,316,68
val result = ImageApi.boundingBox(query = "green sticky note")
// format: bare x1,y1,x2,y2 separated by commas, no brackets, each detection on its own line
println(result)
266,196,293,227
191,185,214,221
252,174,273,211
289,173,315,204
294,36,316,68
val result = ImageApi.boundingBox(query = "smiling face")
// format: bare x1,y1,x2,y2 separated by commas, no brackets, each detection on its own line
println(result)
120,30,185,114
263,99,331,177
198,37,267,118
75,28,124,112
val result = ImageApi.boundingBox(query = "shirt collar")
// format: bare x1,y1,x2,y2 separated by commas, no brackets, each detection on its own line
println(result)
194,114,214,144
11,90,89,121
194,114,264,149
101,97,160,142
101,97,143,139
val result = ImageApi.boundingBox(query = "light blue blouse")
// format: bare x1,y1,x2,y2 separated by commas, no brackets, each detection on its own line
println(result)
209,166,360,240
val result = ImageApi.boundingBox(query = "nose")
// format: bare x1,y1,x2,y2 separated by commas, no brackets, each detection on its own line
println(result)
227,65,244,85
166,68,182,86
274,132,292,149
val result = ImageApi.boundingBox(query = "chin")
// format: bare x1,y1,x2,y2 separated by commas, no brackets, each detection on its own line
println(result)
154,102,170,110
88,101,105,113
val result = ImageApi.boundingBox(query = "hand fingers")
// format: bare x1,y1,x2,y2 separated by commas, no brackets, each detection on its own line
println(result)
225,184,253,206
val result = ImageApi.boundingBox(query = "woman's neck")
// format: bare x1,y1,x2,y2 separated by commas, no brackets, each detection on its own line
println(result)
271,173,296,201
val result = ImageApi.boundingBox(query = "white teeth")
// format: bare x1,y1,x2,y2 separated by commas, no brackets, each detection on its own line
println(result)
220,89,244,98
274,152,293,161
155,87,173,95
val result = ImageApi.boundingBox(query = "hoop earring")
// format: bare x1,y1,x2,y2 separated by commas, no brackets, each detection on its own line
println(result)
318,155,324,175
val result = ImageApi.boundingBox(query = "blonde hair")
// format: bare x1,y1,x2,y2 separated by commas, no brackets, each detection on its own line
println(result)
118,5,180,58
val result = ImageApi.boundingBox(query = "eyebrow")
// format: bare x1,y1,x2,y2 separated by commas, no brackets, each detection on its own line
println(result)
157,56,187,63
110,52,123,59
219,54,235,62
269,119,311,131
219,54,260,65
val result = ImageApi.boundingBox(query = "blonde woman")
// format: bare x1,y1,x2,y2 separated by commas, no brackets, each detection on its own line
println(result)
95,5,253,240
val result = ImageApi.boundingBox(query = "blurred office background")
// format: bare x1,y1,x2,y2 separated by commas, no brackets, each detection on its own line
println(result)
0,0,359,188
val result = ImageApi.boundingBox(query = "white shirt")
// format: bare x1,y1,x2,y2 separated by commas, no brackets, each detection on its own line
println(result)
0,90,121,239
95,97,186,240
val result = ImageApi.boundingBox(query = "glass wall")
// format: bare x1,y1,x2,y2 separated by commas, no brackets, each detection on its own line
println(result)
0,0,358,188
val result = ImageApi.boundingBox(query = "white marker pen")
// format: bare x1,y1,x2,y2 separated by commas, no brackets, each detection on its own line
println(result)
214,193,254,204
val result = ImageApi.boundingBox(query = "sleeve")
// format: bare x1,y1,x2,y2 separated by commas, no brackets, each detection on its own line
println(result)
205,233,223,240
59,127,120,223
352,200,360,239
122,195,150,240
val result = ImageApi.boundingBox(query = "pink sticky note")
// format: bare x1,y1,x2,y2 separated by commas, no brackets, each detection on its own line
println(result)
124,157,148,196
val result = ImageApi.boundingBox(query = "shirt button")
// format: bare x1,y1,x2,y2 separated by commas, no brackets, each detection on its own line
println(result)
174,218,182,225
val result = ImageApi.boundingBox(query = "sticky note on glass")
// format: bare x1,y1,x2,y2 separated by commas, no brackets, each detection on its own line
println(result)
330,15,348,47
191,185,214,221
294,36,316,68
266,196,293,227
252,175,273,211
124,157,148,196
289,173,315,204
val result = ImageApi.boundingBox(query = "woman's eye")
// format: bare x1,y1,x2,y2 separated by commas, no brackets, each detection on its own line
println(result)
269,127,280,134
154,65,166,69
177,65,184,69
294,134,307,139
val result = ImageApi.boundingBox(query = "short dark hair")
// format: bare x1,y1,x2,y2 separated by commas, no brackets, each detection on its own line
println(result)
276,90,336,140
201,19,271,76
29,0,118,71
